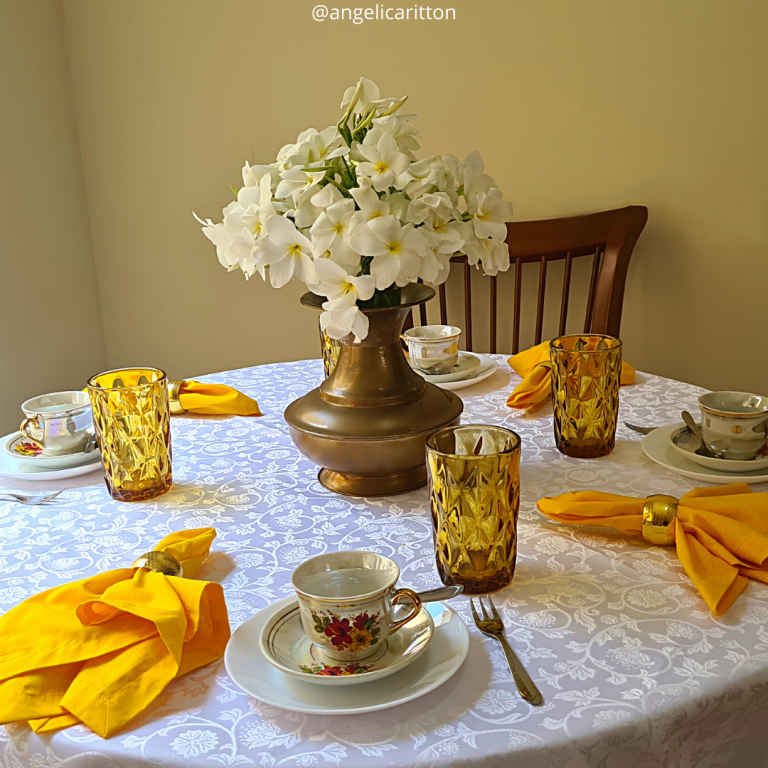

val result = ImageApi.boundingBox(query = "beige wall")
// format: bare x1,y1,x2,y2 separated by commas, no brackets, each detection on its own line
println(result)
5,0,766,427
0,0,106,435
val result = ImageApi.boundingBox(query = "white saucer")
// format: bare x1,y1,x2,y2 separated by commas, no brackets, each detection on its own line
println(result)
669,424,768,474
259,600,434,686
412,352,482,383
0,432,102,482
4,432,99,469
643,423,768,485
437,354,499,391
225,597,469,715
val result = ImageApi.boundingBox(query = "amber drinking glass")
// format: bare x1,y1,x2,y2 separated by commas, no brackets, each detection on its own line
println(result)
550,334,622,459
87,368,172,501
426,425,521,594
319,319,341,378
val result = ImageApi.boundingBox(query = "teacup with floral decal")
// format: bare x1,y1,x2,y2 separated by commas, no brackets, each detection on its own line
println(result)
291,551,422,662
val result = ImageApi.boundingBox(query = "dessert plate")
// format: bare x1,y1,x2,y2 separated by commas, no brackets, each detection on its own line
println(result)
4,432,99,469
411,352,481,383
225,597,469,715
259,600,434,686
642,423,768,485
669,424,768,474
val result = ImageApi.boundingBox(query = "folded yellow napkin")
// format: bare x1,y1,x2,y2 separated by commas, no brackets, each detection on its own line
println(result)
0,528,230,738
175,380,262,416
86,373,261,417
537,484,768,615
506,340,635,409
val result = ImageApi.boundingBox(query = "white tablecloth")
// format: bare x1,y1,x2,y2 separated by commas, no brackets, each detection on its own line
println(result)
2,356,768,768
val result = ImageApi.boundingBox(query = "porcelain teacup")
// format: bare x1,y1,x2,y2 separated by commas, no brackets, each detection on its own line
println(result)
291,551,422,662
402,325,461,375
698,391,768,461
20,391,93,456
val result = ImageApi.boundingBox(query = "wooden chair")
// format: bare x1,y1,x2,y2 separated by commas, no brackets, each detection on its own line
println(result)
413,205,648,354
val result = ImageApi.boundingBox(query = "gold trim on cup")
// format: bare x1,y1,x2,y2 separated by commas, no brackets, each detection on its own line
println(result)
642,494,678,546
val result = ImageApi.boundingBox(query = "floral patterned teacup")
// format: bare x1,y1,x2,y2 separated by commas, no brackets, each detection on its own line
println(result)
291,551,422,662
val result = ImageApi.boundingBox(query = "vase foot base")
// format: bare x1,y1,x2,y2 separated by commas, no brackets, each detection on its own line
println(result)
318,466,426,497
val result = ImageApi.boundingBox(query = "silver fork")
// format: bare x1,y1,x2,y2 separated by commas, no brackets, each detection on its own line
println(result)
470,596,543,705
0,490,62,506
624,422,658,436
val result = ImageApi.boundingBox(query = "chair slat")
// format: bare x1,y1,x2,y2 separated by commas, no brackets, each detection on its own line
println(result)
584,246,602,332
490,275,497,354
439,284,448,325
558,251,573,337
534,256,548,345
464,259,473,352
513,258,522,354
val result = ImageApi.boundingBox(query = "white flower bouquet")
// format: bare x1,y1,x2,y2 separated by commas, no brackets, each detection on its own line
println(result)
195,77,513,342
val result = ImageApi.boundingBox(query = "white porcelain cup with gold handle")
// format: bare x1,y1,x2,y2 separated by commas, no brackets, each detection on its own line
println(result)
20,391,93,456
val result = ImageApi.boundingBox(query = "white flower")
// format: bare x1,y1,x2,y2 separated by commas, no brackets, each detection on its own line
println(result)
349,178,390,229
260,215,317,288
314,258,375,306
275,168,327,203
353,215,428,290
365,113,421,159
321,303,369,343
196,217,238,269
470,187,514,240
340,76,381,115
310,200,358,266
406,192,455,225
356,134,410,192
465,236,510,276
242,161,280,189
401,156,448,197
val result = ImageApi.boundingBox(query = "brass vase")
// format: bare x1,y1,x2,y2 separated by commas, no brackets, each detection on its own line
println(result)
285,284,464,496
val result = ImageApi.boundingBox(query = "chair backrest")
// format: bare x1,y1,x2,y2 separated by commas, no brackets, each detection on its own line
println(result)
415,205,648,353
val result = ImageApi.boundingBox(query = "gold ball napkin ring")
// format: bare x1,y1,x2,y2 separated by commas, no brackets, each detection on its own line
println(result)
132,551,184,578
167,379,186,415
642,494,678,546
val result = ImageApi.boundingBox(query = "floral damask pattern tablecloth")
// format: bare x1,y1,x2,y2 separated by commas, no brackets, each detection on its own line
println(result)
2,356,768,768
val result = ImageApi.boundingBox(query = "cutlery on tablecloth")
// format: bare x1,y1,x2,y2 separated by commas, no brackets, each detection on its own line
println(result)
624,422,659,435
471,595,543,705
0,490,62,506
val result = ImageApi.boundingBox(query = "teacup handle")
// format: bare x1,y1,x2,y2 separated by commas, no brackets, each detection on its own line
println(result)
20,414,44,447
390,588,422,633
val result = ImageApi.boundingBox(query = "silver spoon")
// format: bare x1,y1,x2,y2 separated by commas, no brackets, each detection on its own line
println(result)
682,410,716,457
416,585,464,603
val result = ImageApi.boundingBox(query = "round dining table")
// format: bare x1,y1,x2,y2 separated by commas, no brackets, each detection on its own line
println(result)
2,355,768,768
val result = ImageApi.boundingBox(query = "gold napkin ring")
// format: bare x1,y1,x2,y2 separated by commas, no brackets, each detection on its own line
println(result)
132,551,184,578
642,494,678,546
167,379,186,415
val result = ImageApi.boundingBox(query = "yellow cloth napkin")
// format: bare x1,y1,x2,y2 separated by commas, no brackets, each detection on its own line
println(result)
86,372,261,417
177,380,262,416
537,484,768,616
506,340,635,409
0,528,230,738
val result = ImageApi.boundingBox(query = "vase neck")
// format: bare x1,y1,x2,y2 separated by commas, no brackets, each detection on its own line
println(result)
320,305,426,407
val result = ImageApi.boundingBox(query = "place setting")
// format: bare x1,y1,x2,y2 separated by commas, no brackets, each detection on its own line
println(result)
402,324,499,391
0,391,101,482
633,391,768,484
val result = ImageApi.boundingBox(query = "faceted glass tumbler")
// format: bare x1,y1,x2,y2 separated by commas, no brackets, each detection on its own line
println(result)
426,425,521,594
550,334,622,459
87,368,172,501
319,319,341,378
